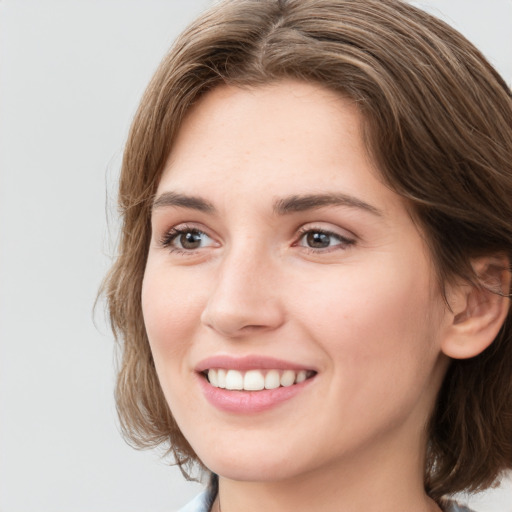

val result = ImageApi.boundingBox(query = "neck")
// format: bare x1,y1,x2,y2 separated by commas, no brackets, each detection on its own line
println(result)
214,427,440,512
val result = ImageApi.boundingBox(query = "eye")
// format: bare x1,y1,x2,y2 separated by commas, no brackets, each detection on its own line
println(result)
160,226,216,252
297,228,354,251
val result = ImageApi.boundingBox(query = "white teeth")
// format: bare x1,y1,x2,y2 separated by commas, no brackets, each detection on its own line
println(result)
296,370,307,383
280,370,295,387
207,368,313,391
208,369,218,387
217,369,227,389
244,370,265,391
225,369,244,390
264,369,281,389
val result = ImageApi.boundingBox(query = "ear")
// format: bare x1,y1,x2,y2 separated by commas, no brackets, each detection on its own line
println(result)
441,255,511,360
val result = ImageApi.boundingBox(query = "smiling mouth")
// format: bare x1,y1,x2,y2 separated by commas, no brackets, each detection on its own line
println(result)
203,368,317,391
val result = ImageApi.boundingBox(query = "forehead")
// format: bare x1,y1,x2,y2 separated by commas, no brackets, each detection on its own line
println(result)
160,81,379,193
156,80,417,232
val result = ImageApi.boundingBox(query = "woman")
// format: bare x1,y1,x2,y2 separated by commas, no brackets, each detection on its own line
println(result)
103,1,512,510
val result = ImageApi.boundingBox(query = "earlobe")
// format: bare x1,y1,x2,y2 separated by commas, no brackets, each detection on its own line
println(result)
441,256,511,360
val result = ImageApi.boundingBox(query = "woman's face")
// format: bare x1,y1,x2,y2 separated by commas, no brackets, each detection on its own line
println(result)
142,81,451,482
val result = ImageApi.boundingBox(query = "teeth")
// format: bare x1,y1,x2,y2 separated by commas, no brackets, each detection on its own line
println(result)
296,370,307,383
208,368,219,387
217,369,226,389
207,369,312,391
225,369,244,390
280,370,295,387
264,369,280,390
244,370,265,391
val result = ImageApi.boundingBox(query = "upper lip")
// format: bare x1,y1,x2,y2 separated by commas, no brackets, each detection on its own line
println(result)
195,355,316,373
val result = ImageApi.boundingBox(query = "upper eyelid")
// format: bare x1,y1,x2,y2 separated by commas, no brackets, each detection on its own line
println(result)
162,224,209,237
296,223,356,239
296,229,355,248
158,222,213,239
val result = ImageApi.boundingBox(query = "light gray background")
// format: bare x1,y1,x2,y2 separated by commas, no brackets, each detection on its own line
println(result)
0,1,510,511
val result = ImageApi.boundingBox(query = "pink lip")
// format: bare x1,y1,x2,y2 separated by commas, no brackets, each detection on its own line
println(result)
195,355,315,373
197,374,314,414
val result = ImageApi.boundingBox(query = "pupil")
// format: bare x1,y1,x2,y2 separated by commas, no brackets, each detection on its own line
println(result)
181,231,201,249
307,232,330,248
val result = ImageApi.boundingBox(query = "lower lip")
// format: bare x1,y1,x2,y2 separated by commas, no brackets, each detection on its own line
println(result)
197,374,314,414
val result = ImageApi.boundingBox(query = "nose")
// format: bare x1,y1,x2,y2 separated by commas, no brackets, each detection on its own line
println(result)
200,247,285,338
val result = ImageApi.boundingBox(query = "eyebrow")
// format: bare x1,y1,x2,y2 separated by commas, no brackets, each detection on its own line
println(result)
152,191,383,217
152,191,214,212
273,193,383,217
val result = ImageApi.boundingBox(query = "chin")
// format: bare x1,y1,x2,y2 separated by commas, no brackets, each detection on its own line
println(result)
207,460,303,483
196,442,308,483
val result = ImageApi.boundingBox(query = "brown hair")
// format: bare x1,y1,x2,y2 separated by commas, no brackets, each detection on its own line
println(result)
102,0,512,500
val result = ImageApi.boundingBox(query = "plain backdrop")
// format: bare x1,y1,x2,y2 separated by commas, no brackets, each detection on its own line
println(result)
0,1,510,511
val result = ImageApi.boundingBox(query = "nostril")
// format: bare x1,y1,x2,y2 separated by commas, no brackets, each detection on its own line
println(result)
200,274,285,337
201,310,277,338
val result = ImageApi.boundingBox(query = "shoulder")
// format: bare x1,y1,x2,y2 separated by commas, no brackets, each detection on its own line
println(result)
442,499,476,512
176,490,215,512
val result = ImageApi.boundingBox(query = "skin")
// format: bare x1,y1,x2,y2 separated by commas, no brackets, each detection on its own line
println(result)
142,81,457,512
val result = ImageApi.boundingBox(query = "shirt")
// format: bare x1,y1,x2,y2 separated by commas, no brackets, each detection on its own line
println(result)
176,490,476,512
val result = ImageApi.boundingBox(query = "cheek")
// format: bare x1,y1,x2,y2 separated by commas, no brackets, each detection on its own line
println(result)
289,259,445,442
141,263,210,426
141,263,206,365
290,255,443,381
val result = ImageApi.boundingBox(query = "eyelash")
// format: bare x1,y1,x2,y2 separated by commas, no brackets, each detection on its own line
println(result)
159,225,356,255
295,226,355,253
159,224,212,255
